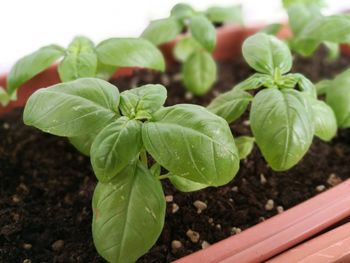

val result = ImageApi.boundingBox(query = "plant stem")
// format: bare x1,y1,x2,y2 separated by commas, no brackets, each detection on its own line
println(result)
140,150,148,168
158,174,170,180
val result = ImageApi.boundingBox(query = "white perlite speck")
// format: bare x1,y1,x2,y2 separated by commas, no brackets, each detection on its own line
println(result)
276,206,284,214
265,199,274,211
316,185,326,192
165,195,173,202
186,229,200,243
201,241,210,249
193,200,207,213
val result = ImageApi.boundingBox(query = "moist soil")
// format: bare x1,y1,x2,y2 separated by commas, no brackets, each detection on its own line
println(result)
1,47,350,263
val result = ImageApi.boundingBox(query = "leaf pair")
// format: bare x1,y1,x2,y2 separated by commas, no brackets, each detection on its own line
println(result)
208,33,337,171
284,1,350,56
5,37,164,103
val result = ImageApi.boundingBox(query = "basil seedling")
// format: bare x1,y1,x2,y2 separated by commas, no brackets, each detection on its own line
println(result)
208,33,337,171
141,3,243,95
316,69,350,128
4,36,164,106
283,0,350,57
23,77,240,262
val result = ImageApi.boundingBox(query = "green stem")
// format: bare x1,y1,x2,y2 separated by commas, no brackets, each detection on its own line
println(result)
158,174,170,180
140,150,148,168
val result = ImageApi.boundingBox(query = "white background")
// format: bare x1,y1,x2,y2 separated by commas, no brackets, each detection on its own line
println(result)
0,0,348,74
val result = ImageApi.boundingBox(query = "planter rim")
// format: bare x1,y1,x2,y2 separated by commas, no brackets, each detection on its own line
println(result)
1,23,350,263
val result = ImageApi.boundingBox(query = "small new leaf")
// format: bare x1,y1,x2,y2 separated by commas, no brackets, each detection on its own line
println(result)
174,37,202,62
206,5,243,24
235,136,255,160
58,36,98,82
242,33,292,75
182,51,217,95
119,84,167,119
169,174,209,192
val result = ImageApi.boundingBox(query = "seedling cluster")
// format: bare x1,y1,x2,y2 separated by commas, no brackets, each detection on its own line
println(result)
2,1,350,262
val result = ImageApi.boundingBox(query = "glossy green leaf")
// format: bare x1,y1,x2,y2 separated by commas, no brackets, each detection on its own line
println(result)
120,84,167,119
150,163,161,177
170,3,195,20
96,38,165,71
68,133,99,156
235,136,255,159
235,73,272,91
207,88,252,123
182,51,217,95
189,15,216,52
242,33,292,75
174,37,202,62
91,117,142,182
58,36,97,82
169,174,208,192
286,73,317,98
206,5,243,24
142,104,239,186
7,44,64,95
309,98,337,141
325,70,350,128
250,88,314,171
141,17,183,45
23,78,120,137
92,161,165,263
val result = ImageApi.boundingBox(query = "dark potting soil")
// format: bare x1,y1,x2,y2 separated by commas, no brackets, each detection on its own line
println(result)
1,47,350,263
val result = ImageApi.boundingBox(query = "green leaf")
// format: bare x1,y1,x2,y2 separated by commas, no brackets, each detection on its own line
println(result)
142,104,239,186
283,0,326,9
170,3,195,20
92,161,165,263
91,117,142,182
189,15,216,52
120,84,167,120
315,79,331,96
0,87,10,106
174,37,202,62
325,70,350,128
286,73,317,98
235,136,255,159
207,88,252,123
69,133,99,156
309,98,337,141
58,36,98,82
235,73,272,91
242,33,292,75
206,5,243,24
324,41,339,61
150,163,161,177
96,38,165,71
23,78,120,137
250,88,314,171
95,62,117,80
7,44,64,95
182,51,217,95
169,174,208,192
141,17,183,45
259,23,283,35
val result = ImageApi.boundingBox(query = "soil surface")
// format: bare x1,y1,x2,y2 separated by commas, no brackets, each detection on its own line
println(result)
1,47,350,263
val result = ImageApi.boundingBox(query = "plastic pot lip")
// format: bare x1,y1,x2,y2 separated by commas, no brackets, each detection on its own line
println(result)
1,23,350,263
266,221,350,263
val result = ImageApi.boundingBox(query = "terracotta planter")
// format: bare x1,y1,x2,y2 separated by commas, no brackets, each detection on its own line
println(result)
1,24,350,263
267,221,350,263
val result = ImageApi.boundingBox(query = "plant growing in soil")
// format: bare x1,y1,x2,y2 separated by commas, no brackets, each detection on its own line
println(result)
208,32,337,171
282,0,350,58
141,3,243,95
316,69,350,128
1,36,164,106
23,77,240,262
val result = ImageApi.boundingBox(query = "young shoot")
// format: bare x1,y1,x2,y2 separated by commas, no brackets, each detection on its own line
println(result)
141,3,243,95
208,33,337,171
4,36,164,106
282,0,350,57
23,77,240,262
